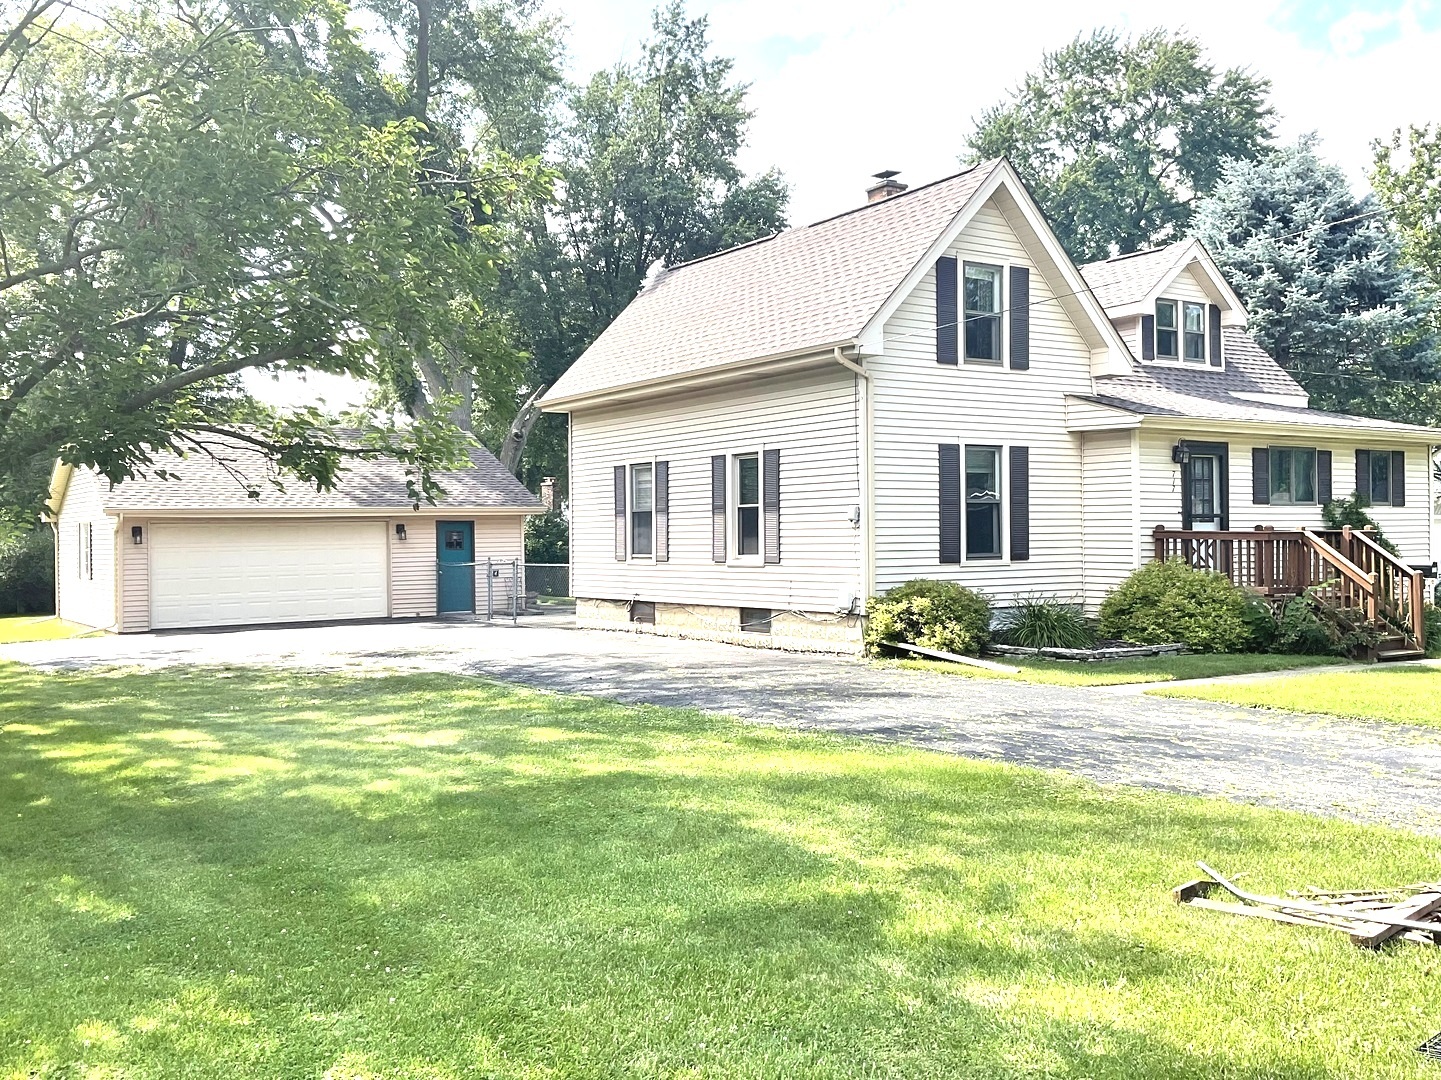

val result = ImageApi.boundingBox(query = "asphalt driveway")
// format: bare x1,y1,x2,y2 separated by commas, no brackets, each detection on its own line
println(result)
5,618,1441,834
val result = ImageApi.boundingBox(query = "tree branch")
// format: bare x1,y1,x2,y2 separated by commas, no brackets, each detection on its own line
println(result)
119,341,324,412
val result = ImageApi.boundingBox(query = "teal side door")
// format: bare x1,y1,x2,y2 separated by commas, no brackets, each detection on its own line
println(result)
436,521,475,613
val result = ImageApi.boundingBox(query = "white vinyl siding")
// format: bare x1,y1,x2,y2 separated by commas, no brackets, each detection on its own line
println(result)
149,520,389,629
472,514,526,610
54,468,117,630
568,365,862,612
1080,430,1139,610
390,518,436,618
1138,431,1434,565
871,197,1095,604
120,521,150,632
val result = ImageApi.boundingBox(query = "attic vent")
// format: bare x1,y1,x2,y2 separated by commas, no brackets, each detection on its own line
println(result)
866,170,907,204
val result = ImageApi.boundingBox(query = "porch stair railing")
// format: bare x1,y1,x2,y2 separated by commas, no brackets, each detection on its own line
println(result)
1152,525,1426,658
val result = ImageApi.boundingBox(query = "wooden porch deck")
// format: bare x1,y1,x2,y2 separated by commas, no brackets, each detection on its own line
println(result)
1152,525,1426,657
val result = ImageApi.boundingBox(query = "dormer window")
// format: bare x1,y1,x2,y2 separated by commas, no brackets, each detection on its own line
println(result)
1155,300,1178,359
1183,302,1206,362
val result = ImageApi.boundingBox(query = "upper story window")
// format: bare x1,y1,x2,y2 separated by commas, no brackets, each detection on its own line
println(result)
1155,300,1179,359
1269,447,1317,505
963,262,1002,364
1183,302,1206,362
630,463,653,557
735,453,760,557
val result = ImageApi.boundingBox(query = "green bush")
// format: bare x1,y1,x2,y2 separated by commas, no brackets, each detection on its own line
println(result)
1241,592,1279,652
1098,559,1255,653
864,579,991,657
0,528,54,614
1323,496,1399,555
1424,605,1441,659
1272,591,1342,655
1000,596,1094,649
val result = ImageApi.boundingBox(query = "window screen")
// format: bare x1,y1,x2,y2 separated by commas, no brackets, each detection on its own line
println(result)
963,263,1002,363
965,446,1002,559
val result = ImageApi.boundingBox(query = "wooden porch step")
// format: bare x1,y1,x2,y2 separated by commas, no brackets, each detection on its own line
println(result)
1376,648,1426,663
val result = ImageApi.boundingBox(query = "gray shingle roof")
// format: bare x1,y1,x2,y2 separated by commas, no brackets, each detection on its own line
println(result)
542,162,1000,403
1085,331,1441,436
1078,247,1181,308
1100,328,1308,401
98,433,543,513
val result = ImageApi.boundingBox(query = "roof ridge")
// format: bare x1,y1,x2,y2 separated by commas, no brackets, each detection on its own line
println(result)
803,161,993,229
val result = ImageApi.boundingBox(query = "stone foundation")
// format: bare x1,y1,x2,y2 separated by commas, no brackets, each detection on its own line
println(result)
577,597,863,654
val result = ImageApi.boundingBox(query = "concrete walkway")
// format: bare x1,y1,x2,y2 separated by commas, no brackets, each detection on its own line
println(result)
4,619,1441,835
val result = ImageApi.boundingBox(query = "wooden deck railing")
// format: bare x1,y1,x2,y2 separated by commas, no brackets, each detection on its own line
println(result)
1152,525,1425,651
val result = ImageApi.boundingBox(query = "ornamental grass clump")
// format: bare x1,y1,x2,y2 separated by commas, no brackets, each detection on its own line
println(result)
1098,559,1254,653
864,579,991,657
1001,596,1095,649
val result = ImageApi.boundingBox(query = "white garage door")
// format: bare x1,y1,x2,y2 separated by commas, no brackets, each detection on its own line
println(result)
150,521,388,629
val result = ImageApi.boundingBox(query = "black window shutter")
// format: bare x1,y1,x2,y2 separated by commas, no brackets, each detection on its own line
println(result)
938,444,961,564
1009,446,1030,561
935,256,958,365
1008,266,1030,370
654,460,670,562
1251,448,1270,505
613,465,626,561
1391,450,1406,506
763,449,781,564
711,455,726,563
1355,450,1370,503
1141,314,1155,361
1208,304,1222,366
1317,450,1332,505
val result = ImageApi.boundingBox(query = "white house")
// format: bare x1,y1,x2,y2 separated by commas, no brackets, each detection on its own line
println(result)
540,160,1439,654
49,432,544,632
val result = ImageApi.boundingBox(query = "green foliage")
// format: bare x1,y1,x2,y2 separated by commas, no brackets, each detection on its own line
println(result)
966,29,1273,262
1194,138,1440,424
500,2,788,487
523,509,568,564
1000,596,1094,649
0,0,546,521
1098,560,1255,653
864,580,991,657
0,529,53,614
1322,497,1400,555
1272,591,1344,656
1373,125,1441,322
1241,592,1279,653
1424,606,1441,659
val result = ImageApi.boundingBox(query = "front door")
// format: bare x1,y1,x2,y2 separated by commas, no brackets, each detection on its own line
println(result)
436,521,475,613
1181,442,1229,532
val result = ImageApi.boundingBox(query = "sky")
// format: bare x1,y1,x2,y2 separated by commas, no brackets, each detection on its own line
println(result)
245,0,1441,411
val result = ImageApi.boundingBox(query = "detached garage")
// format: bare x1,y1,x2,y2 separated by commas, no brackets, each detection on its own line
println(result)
48,433,545,632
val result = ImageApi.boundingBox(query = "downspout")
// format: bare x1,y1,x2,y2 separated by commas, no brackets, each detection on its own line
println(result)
833,346,873,617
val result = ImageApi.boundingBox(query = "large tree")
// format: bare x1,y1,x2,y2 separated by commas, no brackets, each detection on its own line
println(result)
967,29,1275,263
1373,124,1441,316
1192,138,1440,424
0,0,530,519
499,2,789,488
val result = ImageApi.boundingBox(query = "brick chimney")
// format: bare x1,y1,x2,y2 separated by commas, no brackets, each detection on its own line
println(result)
540,476,556,510
866,170,907,204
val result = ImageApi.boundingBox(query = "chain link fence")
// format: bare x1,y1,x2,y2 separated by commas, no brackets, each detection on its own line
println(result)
525,563,570,600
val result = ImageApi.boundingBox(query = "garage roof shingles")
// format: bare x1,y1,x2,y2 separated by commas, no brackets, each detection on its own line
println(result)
542,162,999,402
100,435,542,513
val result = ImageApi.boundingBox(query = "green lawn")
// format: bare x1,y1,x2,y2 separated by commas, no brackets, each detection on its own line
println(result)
888,651,1344,686
1155,665,1441,729
0,615,93,644
3,663,1441,1078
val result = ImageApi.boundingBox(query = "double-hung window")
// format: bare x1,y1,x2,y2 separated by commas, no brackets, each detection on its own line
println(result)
1182,302,1206,362
965,446,1002,559
1370,453,1392,504
1269,447,1317,505
630,463,653,557
1155,300,1179,359
963,262,1003,364
735,453,760,557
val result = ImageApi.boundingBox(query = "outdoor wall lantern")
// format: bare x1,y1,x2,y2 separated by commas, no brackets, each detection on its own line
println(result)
131,525,143,545
1171,444,1191,465
395,523,407,541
